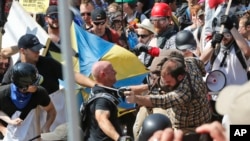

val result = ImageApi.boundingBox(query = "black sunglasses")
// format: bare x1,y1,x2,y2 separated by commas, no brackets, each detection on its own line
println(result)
48,13,58,20
137,34,150,38
93,21,106,26
81,12,91,16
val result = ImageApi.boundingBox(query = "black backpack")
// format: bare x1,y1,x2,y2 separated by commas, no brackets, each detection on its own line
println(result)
79,93,119,139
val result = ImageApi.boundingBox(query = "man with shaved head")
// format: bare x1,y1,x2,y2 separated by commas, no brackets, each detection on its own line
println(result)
85,61,130,141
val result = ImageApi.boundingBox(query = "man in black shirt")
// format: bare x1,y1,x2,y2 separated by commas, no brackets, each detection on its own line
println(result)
1,34,95,94
0,62,56,140
86,61,130,141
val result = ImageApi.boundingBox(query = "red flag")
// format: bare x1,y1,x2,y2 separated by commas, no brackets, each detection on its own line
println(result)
208,0,225,9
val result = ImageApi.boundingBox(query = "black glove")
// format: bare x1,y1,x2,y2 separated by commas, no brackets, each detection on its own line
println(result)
132,43,149,56
211,33,223,48
117,87,131,101
136,43,149,52
118,136,133,141
220,15,234,30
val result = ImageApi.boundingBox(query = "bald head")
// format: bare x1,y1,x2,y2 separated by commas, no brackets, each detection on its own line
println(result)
92,61,117,86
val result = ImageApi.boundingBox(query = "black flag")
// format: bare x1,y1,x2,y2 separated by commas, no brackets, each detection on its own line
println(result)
0,0,6,27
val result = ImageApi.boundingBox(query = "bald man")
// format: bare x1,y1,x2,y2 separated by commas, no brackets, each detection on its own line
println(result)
85,61,124,141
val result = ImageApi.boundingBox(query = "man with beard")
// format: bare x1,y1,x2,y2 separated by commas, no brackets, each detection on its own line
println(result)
201,15,250,86
124,51,211,133
0,56,11,83
44,5,60,44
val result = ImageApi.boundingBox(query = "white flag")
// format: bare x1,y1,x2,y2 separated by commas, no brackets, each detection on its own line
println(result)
2,1,50,62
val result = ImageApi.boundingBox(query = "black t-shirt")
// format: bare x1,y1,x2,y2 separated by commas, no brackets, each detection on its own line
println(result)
86,86,122,141
1,56,63,94
0,84,50,125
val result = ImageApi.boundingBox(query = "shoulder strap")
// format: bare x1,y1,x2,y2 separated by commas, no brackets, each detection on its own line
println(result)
234,43,248,70
86,93,119,106
210,45,220,70
159,31,176,49
210,43,248,71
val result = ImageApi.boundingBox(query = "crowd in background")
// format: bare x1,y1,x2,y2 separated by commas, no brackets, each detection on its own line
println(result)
1,0,250,141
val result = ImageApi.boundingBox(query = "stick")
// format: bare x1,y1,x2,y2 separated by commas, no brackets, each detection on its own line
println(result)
215,0,233,48
28,135,41,141
0,0,7,51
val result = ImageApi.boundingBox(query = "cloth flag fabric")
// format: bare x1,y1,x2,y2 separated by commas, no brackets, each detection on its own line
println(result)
208,0,225,9
2,1,50,61
71,22,149,113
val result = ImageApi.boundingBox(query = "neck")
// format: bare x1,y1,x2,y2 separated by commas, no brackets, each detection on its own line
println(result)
20,56,36,65
48,27,60,35
127,10,135,17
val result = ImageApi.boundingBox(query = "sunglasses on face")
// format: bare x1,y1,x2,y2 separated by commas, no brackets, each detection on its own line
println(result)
137,34,150,39
93,21,106,26
81,12,91,16
48,13,58,20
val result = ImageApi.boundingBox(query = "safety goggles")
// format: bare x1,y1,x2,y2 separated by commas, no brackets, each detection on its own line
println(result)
150,17,168,24
216,32,232,38
18,74,43,92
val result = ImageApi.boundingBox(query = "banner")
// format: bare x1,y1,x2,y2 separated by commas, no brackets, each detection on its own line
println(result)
19,0,50,14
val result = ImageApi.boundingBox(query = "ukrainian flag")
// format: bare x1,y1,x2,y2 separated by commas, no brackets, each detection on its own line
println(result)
71,23,149,116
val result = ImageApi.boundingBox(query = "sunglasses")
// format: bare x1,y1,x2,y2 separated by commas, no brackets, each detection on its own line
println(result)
81,12,91,16
93,21,106,26
48,13,58,20
137,34,150,38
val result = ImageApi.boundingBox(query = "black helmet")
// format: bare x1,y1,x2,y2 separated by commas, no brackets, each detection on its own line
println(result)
12,63,41,88
138,113,172,141
175,30,196,51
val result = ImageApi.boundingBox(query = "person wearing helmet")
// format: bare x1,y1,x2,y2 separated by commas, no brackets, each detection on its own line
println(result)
0,62,56,141
0,34,95,139
138,113,172,141
150,2,177,50
175,30,199,58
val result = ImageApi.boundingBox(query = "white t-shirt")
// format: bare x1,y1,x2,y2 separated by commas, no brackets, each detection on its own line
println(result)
211,45,248,86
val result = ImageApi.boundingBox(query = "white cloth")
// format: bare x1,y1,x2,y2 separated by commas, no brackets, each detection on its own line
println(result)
40,89,66,131
4,110,39,141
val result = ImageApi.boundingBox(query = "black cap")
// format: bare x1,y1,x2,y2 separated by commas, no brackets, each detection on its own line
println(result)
91,9,107,21
18,34,44,52
46,5,58,15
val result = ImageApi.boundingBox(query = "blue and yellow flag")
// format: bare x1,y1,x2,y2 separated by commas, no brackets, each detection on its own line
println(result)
71,23,149,115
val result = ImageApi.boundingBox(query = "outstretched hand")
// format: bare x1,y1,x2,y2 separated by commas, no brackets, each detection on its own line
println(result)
8,118,23,126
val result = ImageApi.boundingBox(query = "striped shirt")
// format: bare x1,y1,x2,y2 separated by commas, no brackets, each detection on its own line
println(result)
150,57,211,129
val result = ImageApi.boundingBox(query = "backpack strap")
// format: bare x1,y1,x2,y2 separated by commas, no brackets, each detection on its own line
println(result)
209,45,220,70
87,93,119,106
210,42,248,71
160,31,176,49
234,43,248,70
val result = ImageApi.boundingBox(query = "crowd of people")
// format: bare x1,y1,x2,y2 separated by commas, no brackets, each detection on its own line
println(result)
1,0,250,141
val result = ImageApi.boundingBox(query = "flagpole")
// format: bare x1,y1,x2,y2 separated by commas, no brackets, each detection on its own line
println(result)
0,0,6,50
58,0,81,141
215,0,232,49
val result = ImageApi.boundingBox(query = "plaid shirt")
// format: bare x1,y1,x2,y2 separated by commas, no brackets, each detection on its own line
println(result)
150,58,211,129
